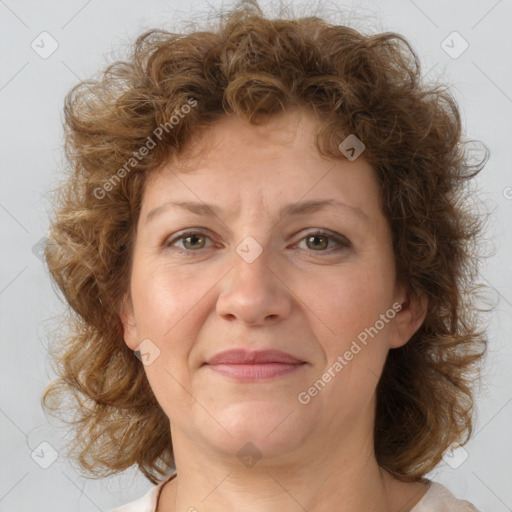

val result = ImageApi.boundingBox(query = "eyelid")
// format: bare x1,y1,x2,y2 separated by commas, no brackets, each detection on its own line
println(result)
163,228,352,253
163,228,216,250
292,229,352,252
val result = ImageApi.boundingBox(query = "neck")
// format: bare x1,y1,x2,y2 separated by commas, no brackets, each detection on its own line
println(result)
157,412,423,512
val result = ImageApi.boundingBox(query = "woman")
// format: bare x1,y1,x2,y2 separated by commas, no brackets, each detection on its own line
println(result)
42,1,487,510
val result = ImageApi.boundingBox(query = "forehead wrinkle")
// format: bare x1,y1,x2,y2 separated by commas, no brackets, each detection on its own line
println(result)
144,198,370,229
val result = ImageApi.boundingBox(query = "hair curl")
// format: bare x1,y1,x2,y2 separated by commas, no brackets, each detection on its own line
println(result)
42,0,489,485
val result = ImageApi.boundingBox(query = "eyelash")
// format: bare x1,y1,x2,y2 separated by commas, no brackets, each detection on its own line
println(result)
163,229,351,254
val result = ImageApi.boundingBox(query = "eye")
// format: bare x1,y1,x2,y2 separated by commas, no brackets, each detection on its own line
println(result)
164,230,213,252
163,229,351,254
294,230,351,252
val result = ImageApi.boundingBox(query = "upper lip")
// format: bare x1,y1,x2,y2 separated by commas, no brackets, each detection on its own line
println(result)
205,349,304,365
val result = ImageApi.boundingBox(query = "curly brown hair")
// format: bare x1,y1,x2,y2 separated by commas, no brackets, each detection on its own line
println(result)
42,0,488,485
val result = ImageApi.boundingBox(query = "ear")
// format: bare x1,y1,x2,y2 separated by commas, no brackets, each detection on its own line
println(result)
118,292,139,351
389,285,428,349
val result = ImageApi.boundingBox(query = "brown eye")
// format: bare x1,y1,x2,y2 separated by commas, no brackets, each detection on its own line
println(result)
296,230,351,252
164,230,213,252
305,234,329,251
182,233,206,250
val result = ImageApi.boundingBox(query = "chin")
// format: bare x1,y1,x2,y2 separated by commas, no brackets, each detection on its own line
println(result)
202,401,313,461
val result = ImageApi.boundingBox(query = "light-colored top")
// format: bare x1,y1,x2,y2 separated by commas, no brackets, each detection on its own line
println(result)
110,474,481,512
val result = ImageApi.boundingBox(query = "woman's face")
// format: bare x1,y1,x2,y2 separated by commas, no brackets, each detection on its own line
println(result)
120,109,423,466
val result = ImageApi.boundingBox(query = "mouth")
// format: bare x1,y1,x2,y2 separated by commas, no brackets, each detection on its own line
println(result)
205,362,306,380
203,349,307,381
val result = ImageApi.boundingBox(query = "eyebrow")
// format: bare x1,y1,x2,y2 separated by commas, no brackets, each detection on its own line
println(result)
145,198,369,225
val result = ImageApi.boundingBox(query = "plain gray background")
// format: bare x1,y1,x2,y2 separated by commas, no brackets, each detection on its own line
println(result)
1,0,511,510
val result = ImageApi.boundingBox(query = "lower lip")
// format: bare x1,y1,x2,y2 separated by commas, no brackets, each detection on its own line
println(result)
205,362,305,380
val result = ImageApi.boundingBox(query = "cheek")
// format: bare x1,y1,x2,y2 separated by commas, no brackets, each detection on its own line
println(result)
305,262,395,354
131,261,208,337
304,267,395,410
131,264,206,407
129,259,220,393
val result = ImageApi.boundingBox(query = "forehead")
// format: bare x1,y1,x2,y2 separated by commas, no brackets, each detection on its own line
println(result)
140,110,382,223
156,109,328,175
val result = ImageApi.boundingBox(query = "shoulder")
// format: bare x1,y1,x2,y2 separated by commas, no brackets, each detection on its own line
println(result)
412,481,481,512
109,473,177,512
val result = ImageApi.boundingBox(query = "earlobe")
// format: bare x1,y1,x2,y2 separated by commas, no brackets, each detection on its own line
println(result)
389,290,428,349
119,293,139,350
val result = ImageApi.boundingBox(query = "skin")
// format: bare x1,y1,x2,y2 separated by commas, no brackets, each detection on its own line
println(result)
120,109,429,512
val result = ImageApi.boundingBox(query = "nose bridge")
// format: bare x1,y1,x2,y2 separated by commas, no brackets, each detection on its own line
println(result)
234,235,272,285
216,235,292,325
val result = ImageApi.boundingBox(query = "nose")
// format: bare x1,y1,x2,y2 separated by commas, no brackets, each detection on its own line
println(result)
216,245,292,326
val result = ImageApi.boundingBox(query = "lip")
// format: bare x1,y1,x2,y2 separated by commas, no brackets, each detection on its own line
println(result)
205,349,304,365
203,349,306,381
